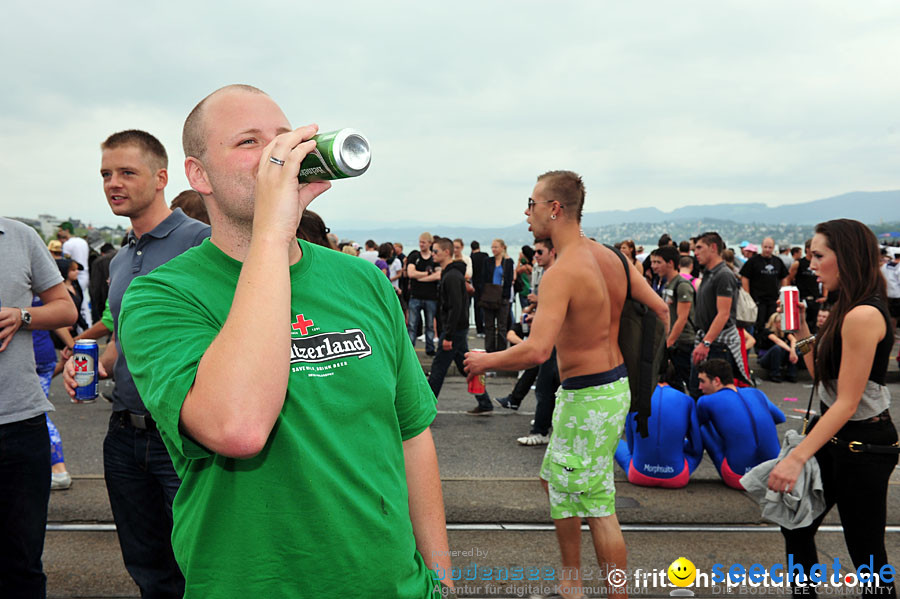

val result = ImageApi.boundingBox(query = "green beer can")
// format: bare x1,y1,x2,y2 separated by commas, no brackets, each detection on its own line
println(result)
298,128,371,182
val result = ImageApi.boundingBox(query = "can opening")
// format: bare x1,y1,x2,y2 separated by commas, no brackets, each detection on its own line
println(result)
341,134,370,171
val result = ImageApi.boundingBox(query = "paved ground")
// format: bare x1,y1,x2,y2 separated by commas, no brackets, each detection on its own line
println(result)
40,332,900,597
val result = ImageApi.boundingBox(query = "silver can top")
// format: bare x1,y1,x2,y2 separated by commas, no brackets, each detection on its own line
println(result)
332,128,371,177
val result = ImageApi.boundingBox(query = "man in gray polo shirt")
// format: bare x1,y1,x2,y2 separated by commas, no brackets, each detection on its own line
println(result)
689,231,750,399
64,130,209,597
0,217,78,596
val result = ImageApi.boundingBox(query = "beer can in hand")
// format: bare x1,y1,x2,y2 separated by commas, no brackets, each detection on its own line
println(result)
467,349,486,394
298,128,371,182
73,339,99,401
781,286,801,332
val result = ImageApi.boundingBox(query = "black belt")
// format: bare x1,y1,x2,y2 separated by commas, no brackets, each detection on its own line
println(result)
830,438,900,454
118,410,156,431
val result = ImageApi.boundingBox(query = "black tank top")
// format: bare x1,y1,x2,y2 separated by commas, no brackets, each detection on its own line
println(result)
795,258,818,299
826,296,893,386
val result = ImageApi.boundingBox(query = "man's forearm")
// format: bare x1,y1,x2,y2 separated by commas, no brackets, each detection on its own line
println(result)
180,238,293,457
30,298,78,331
704,311,730,343
403,429,453,587
478,339,549,372
76,321,112,342
100,339,118,375
670,314,688,342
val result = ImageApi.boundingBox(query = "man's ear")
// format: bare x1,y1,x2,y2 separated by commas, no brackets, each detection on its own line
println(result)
185,157,212,196
156,168,168,192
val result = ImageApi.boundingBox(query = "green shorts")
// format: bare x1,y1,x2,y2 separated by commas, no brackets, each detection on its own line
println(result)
539,372,630,519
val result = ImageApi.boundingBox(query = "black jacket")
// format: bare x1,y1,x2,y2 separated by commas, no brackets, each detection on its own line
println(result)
470,250,488,291
437,261,469,336
480,256,514,300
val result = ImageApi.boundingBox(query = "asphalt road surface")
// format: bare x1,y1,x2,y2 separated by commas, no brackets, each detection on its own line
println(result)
41,332,900,598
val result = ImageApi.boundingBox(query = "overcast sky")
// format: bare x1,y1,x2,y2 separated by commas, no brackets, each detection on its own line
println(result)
2,1,900,230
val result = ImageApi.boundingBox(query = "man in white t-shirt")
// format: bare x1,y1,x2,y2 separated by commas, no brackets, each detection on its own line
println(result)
359,239,379,264
57,221,93,327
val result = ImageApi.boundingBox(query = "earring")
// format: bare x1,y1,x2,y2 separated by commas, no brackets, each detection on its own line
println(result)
551,214,557,220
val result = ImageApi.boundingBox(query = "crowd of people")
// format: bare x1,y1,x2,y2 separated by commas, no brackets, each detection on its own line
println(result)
1,84,899,599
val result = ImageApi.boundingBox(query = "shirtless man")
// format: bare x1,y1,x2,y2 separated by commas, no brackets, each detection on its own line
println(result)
465,170,667,599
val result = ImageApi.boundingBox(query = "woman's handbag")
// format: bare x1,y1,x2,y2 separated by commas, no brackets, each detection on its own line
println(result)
478,283,504,310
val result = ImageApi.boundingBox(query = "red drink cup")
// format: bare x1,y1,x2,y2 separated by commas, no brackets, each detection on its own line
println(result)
781,286,800,331
467,349,486,394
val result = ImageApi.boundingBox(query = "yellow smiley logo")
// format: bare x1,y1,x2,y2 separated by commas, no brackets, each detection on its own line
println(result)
667,557,697,587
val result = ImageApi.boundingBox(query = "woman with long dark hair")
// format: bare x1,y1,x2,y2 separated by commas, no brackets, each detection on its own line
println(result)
615,239,643,275
768,219,896,597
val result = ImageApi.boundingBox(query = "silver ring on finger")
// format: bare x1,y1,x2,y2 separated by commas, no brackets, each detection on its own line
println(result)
269,156,285,166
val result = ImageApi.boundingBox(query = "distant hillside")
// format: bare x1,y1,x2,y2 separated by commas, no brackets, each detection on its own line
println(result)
331,190,900,245
579,191,900,227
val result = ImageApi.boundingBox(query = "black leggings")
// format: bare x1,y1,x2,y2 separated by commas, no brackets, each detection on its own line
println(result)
781,408,898,597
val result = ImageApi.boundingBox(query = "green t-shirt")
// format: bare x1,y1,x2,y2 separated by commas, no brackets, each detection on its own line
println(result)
100,298,113,331
664,275,696,347
119,239,438,598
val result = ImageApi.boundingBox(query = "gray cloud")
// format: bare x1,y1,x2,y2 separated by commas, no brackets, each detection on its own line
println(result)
2,0,899,229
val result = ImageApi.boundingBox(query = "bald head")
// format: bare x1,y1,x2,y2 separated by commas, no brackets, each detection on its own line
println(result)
183,84,268,160
761,237,775,257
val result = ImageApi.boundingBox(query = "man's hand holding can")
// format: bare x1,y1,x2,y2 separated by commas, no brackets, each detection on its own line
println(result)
63,354,109,403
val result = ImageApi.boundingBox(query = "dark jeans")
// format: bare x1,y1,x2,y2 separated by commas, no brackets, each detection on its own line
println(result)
759,345,798,380
668,344,693,394
508,366,540,406
531,349,560,436
407,297,437,353
473,286,485,334
0,414,51,599
104,412,184,598
428,329,469,399
781,411,898,597
483,301,510,353
688,343,740,399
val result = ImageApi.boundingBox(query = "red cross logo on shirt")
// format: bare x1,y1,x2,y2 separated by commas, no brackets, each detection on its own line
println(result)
291,314,315,335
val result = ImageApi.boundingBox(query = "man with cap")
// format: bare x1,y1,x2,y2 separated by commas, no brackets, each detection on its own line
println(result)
778,243,794,270
57,221,92,327
48,239,63,259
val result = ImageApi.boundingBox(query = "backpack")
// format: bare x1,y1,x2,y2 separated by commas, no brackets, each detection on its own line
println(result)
606,245,667,438
735,286,758,328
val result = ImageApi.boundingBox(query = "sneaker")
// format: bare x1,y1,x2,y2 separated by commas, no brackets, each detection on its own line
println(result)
517,433,550,446
51,472,72,490
494,395,520,410
466,405,493,416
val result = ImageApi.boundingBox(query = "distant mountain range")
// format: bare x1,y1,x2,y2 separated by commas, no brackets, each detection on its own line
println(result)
579,190,900,228
331,190,900,244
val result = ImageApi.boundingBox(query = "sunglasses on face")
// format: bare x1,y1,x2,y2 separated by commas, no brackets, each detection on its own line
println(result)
527,197,554,210
534,249,545,256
